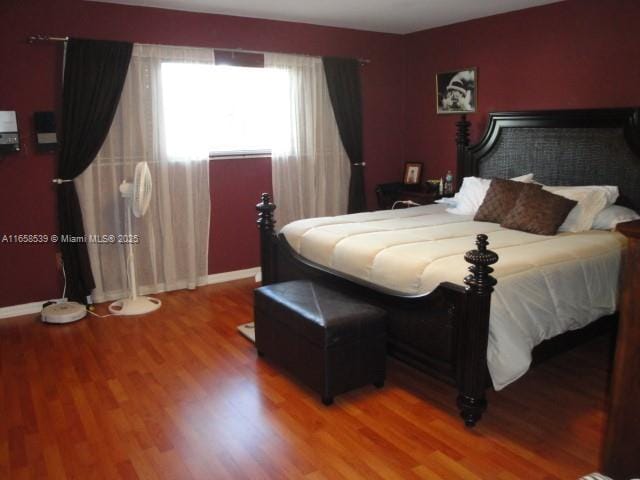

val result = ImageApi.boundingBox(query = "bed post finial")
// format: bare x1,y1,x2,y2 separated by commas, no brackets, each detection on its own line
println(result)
456,114,470,141
456,234,498,427
256,193,276,284
464,234,498,295
256,193,275,231
456,114,471,189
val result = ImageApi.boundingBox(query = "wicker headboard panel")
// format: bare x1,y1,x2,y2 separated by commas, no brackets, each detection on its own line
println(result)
457,109,640,209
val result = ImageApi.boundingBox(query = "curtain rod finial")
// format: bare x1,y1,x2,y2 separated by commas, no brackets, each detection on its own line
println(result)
28,35,69,43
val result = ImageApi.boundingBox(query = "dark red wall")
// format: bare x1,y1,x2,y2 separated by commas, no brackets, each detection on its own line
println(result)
404,0,640,179
0,0,406,307
3,0,639,307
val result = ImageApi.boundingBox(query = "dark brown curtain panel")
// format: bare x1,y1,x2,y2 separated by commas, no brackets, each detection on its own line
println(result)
57,38,132,303
322,57,365,213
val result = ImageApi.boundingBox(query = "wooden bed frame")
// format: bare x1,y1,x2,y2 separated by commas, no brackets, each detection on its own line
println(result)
255,107,640,426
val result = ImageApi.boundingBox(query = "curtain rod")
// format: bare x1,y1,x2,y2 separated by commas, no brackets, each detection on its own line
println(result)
214,47,370,65
28,35,69,43
27,35,371,65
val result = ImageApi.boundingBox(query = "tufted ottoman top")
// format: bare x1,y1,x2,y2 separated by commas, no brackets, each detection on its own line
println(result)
254,280,386,347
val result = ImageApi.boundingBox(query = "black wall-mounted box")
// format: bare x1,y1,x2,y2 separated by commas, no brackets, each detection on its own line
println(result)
34,111,57,152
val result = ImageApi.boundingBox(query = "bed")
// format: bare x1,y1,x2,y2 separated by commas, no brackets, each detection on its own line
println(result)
255,107,640,426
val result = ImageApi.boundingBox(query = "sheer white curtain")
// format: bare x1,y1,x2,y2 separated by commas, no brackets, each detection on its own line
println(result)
76,44,214,303
265,54,351,228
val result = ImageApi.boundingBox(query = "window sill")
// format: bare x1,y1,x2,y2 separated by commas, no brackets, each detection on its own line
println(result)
209,153,271,161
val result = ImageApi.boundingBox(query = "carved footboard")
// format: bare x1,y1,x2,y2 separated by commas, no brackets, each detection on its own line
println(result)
256,193,277,285
457,234,498,425
255,194,498,426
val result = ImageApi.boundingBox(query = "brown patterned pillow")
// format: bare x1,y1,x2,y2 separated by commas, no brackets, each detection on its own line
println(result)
501,186,578,235
475,179,541,223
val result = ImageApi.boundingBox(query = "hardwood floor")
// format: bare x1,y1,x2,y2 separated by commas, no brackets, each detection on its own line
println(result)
0,279,613,479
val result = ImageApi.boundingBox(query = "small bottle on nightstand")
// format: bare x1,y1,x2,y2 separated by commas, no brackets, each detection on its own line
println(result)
444,171,454,195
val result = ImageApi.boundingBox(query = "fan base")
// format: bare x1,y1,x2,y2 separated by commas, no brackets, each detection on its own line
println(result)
109,296,162,316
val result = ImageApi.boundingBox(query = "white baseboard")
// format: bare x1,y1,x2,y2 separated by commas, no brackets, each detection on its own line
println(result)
206,267,261,285
0,300,49,319
0,267,262,320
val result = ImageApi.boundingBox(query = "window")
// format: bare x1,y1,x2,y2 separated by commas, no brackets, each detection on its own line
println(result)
161,63,290,159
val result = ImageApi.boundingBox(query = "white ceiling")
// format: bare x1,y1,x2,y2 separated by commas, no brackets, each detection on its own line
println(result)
89,0,563,34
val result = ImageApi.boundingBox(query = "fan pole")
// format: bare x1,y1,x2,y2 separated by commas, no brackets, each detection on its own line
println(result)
125,196,138,300
108,165,161,316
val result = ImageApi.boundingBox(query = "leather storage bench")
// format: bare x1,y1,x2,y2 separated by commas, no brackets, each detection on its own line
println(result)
254,280,387,405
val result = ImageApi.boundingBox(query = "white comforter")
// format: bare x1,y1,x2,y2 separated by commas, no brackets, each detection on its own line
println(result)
281,204,625,390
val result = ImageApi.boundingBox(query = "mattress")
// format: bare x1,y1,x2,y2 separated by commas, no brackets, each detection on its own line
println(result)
281,204,626,390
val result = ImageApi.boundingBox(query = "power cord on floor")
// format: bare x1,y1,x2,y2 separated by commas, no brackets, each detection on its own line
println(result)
86,309,115,318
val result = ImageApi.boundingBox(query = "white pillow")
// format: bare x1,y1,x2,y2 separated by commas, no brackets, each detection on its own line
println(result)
446,173,534,215
596,186,619,206
543,186,610,232
511,173,535,183
592,205,640,230
434,197,457,206
540,185,619,206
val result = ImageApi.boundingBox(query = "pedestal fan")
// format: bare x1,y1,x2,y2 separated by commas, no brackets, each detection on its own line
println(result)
109,161,162,315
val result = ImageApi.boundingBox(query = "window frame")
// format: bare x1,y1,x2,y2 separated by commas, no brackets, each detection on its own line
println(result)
208,149,272,160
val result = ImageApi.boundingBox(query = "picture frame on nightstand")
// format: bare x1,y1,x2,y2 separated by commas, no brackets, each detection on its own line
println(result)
403,162,423,185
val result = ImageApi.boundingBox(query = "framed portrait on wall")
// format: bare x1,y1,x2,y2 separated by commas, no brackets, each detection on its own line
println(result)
403,162,423,185
436,68,476,114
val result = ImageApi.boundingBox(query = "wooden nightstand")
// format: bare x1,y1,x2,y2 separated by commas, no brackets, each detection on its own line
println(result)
376,183,441,209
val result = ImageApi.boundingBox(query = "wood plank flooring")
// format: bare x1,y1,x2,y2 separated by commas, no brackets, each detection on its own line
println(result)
0,279,613,479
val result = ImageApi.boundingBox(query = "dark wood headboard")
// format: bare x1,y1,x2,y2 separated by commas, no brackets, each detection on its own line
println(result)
456,108,640,209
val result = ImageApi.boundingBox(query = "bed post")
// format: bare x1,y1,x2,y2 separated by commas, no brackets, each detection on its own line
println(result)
256,193,277,285
456,114,471,189
457,234,498,426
